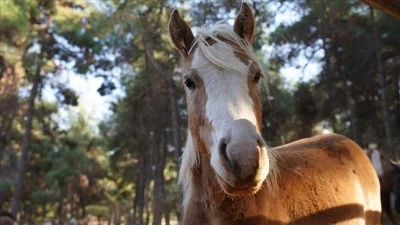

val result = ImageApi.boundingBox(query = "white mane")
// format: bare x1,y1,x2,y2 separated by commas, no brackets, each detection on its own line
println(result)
178,131,198,208
178,22,278,209
190,23,270,93
190,23,258,71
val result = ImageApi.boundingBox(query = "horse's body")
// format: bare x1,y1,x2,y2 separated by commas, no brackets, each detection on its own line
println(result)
169,2,381,224
271,135,380,224
184,134,381,225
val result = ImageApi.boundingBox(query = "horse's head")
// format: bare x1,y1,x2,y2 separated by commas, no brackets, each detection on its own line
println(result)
390,159,400,213
169,2,274,196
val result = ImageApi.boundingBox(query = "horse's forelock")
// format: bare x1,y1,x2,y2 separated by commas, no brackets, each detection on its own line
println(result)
190,24,257,67
187,23,270,98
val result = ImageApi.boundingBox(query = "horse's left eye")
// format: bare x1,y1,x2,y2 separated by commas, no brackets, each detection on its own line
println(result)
184,77,196,90
254,72,262,83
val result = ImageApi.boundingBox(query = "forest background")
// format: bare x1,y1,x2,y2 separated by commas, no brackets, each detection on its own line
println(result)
0,0,399,224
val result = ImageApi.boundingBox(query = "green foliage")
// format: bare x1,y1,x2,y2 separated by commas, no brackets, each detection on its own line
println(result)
86,205,109,218
0,0,29,39
0,178,13,193
269,0,400,147
31,189,59,204
1,0,399,223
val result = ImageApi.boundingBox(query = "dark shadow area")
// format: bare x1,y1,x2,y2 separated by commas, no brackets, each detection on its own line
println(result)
0,211,16,225
237,204,380,225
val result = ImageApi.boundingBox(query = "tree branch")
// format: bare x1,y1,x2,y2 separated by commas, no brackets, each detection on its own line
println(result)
145,41,173,83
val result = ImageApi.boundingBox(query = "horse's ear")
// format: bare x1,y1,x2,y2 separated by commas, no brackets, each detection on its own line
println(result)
234,2,255,44
169,9,194,55
390,159,400,168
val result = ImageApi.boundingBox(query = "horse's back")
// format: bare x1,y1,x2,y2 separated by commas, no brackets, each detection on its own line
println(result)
271,134,381,224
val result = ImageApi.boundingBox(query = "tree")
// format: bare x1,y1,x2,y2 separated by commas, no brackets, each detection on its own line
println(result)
3,0,106,218
269,0,400,155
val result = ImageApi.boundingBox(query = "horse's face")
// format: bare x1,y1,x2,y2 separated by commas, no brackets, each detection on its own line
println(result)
169,3,271,196
391,160,400,212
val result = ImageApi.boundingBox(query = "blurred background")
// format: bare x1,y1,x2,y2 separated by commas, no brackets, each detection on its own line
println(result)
0,0,399,224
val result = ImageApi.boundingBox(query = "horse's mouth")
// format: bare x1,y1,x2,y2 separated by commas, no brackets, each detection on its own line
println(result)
216,174,263,196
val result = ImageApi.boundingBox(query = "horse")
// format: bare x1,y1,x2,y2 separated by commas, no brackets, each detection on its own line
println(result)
0,211,16,225
380,168,398,225
169,2,381,224
390,160,400,214
367,146,398,225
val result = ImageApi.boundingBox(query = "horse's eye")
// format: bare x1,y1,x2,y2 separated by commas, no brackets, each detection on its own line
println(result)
254,72,262,83
184,77,196,90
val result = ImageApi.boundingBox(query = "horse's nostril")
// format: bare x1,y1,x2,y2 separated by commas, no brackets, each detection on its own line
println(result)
219,139,242,176
219,139,229,163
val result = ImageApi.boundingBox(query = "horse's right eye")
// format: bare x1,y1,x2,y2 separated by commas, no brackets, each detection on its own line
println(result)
254,72,262,83
184,77,196,90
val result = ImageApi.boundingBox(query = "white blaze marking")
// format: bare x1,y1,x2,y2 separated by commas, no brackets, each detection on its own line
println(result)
191,42,256,179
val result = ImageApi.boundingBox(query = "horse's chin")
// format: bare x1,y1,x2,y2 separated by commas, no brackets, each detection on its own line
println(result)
216,175,264,196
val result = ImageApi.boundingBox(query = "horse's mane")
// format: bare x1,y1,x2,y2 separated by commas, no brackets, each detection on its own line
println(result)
189,23,269,90
178,132,198,208
179,23,279,209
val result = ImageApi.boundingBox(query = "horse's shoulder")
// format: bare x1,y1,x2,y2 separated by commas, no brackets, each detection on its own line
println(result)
274,133,358,151
273,134,367,167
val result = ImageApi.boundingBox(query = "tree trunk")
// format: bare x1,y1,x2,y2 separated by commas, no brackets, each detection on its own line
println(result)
331,40,362,145
144,144,153,225
133,150,147,225
377,57,395,158
11,59,42,217
397,77,400,135
0,140,4,168
168,81,183,173
42,202,47,221
80,203,86,218
57,185,67,225
347,93,362,145
152,132,167,225
27,205,34,225
371,8,395,159
0,138,6,207
114,202,120,225
163,132,170,225
145,45,182,172
164,210,170,225
335,62,361,144
145,31,184,224
108,210,112,225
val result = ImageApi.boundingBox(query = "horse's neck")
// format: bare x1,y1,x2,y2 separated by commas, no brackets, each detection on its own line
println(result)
184,154,262,225
182,153,219,224
181,134,271,224
191,154,226,208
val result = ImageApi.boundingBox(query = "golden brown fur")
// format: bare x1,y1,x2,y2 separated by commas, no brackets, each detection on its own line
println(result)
183,134,381,225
